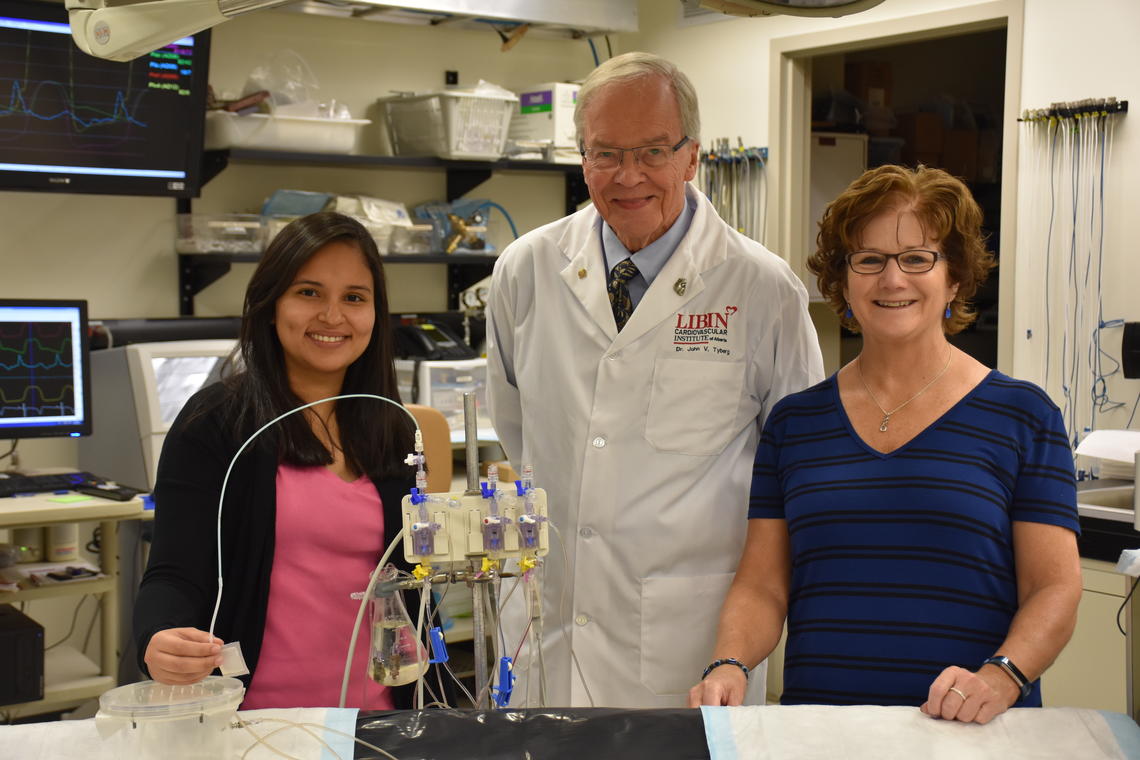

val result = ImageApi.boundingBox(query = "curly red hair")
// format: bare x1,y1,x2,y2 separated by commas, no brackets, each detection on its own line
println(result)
807,164,995,335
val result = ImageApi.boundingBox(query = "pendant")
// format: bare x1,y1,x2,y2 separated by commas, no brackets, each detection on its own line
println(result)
879,414,890,432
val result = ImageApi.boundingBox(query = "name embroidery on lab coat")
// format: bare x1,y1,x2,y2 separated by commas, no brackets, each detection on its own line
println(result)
673,306,738,355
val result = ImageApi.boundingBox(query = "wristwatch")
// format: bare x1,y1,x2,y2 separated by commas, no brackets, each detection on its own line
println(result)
982,655,1033,700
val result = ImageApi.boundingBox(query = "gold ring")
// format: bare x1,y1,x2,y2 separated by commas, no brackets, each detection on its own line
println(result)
949,686,968,700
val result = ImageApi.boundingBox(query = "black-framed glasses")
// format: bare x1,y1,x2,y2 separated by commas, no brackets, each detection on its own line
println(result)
846,249,943,274
581,136,690,170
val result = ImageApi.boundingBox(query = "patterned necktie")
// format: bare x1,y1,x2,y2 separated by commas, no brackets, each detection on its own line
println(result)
607,259,640,331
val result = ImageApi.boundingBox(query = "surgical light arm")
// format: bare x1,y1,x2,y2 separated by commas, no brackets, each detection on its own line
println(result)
66,0,294,62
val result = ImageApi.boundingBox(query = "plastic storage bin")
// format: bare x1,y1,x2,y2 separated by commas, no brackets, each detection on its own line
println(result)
95,677,244,760
176,214,265,254
395,358,490,434
381,90,518,160
205,111,370,153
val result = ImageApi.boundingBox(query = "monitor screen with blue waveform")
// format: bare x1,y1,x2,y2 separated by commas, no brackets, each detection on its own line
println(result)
0,299,91,439
0,0,210,198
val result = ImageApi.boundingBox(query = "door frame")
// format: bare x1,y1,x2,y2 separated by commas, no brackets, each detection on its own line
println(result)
766,0,1023,371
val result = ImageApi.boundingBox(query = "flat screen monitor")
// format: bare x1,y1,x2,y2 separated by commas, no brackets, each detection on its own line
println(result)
0,298,91,439
0,0,211,197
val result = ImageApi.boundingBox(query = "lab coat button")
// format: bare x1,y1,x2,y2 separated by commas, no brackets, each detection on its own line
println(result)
574,614,589,626
579,526,593,538
608,352,620,361
592,436,606,448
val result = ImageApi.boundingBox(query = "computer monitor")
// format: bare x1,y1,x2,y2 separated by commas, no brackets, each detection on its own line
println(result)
78,339,234,489
0,298,91,440
0,0,211,198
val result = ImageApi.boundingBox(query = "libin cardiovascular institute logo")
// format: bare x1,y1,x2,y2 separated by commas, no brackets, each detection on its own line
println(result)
673,306,738,355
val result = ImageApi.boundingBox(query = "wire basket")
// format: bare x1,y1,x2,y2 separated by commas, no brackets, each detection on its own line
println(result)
382,90,518,161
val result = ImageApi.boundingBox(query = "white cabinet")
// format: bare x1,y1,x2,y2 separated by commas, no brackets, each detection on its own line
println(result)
1042,558,1129,712
0,496,148,719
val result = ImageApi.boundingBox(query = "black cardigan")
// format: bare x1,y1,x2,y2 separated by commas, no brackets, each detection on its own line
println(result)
133,382,414,704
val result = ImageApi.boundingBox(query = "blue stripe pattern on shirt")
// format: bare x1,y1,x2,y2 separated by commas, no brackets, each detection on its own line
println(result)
749,371,1079,708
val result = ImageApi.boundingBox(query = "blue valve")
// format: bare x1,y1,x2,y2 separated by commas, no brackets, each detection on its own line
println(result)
428,626,449,664
492,656,515,708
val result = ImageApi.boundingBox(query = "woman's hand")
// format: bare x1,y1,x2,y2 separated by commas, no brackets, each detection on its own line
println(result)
920,665,1018,724
688,665,749,707
143,627,224,685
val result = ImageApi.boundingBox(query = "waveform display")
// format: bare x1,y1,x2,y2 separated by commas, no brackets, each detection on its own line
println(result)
0,12,200,174
0,321,77,418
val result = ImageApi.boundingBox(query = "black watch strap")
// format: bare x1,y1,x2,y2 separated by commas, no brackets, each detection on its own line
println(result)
983,655,1033,700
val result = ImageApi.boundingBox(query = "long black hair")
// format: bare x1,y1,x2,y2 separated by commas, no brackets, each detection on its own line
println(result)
225,211,414,481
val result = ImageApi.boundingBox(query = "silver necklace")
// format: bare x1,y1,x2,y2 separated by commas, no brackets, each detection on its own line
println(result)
857,348,953,432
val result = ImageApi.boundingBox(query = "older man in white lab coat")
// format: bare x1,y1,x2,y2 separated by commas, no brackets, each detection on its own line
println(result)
486,52,824,708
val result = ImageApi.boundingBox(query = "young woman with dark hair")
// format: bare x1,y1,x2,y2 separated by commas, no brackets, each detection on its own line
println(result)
134,212,417,709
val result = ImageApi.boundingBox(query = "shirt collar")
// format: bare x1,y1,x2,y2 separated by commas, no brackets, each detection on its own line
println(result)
601,191,697,284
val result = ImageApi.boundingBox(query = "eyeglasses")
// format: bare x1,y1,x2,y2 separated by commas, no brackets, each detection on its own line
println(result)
581,136,690,170
846,249,943,274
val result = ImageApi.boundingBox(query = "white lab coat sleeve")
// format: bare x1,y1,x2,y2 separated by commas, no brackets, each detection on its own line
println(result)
486,254,525,466
755,270,826,429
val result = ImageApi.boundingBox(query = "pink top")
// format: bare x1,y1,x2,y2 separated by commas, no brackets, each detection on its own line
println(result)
241,464,395,710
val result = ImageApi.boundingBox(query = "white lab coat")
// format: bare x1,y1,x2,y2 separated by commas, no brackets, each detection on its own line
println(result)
486,184,824,708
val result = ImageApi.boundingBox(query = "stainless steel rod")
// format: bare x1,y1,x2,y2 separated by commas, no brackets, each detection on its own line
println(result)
464,391,480,494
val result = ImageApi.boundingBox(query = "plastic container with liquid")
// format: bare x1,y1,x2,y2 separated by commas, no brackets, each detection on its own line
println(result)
95,677,245,760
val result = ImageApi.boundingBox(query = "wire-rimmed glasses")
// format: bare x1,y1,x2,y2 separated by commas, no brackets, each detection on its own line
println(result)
846,249,943,274
581,136,690,170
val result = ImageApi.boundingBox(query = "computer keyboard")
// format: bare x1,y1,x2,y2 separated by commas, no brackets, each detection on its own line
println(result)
0,471,105,498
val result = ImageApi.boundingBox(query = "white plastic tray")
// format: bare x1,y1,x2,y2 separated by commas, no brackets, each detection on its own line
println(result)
205,112,370,154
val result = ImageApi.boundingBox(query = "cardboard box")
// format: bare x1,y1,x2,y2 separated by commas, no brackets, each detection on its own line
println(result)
943,129,979,182
844,60,892,107
509,82,580,148
898,112,946,154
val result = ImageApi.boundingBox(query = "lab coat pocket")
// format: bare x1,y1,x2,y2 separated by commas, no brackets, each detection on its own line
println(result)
640,573,733,696
645,358,745,455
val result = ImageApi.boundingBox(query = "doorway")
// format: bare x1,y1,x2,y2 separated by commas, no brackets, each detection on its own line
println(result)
814,28,1007,368
765,0,1024,374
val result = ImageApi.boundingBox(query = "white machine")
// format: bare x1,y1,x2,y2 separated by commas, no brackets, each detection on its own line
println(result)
78,339,236,491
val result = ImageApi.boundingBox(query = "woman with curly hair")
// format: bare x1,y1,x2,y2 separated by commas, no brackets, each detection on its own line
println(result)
690,165,1080,724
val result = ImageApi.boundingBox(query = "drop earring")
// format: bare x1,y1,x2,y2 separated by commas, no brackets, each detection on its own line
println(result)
845,304,853,319
944,304,952,319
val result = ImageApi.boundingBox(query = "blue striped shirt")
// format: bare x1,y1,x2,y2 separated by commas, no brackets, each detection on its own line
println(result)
749,371,1079,707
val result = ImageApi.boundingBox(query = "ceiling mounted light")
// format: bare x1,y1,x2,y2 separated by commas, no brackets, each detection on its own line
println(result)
699,0,886,18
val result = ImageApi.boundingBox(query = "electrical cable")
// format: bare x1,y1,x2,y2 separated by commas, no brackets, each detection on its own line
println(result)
0,440,16,463
44,595,90,651
1117,575,1140,636
587,38,599,67
237,717,402,760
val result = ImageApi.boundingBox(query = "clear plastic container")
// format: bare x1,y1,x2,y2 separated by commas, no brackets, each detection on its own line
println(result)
389,223,435,254
95,677,245,760
176,214,265,254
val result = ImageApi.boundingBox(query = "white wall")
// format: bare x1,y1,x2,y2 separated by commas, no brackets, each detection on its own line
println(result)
1015,0,1140,431
629,0,1140,426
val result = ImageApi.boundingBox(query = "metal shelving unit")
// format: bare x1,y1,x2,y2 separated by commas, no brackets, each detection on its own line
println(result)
177,150,587,316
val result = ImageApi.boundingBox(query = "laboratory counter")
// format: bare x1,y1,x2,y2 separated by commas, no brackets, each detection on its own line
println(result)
4,703,1139,759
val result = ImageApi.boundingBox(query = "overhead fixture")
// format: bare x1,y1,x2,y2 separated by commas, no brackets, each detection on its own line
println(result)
699,0,886,18
66,0,295,62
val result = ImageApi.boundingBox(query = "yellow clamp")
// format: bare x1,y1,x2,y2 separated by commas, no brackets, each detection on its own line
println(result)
481,557,500,573
412,563,432,581
519,555,537,573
